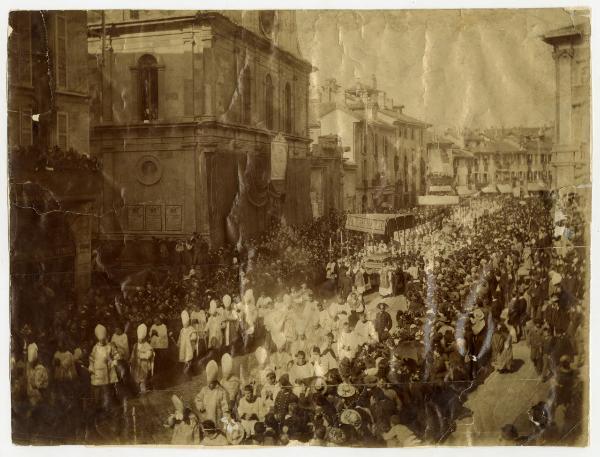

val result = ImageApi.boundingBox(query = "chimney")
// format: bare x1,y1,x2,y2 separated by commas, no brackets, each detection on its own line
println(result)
371,74,377,90
392,104,404,114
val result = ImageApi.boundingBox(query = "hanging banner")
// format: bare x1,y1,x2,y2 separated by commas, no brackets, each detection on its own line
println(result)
270,132,288,181
417,195,459,206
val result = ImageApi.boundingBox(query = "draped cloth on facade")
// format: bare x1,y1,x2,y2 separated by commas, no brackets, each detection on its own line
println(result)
226,152,312,246
227,152,274,245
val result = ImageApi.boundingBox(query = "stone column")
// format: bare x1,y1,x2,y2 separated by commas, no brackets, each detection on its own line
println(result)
552,46,577,189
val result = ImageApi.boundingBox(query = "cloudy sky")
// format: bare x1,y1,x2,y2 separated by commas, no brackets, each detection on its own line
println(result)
296,8,587,131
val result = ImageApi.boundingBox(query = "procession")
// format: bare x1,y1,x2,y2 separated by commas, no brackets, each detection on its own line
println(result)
7,8,591,449
10,191,587,446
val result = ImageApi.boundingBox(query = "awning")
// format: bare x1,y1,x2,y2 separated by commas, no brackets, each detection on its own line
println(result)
497,184,513,194
345,213,415,235
417,195,460,206
456,186,475,196
429,185,454,193
527,182,548,192
481,184,498,194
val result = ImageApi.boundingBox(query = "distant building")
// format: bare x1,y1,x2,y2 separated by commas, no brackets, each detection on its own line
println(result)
8,11,98,326
542,21,591,189
426,127,554,195
310,135,345,217
88,10,313,249
313,76,430,213
466,130,553,193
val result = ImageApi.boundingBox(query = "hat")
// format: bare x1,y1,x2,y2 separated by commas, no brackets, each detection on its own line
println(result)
137,323,147,341
181,310,190,326
201,420,217,432
337,382,357,398
27,343,38,363
94,324,107,340
327,427,347,445
255,346,268,366
272,331,286,350
243,289,255,304
206,360,219,383
340,409,362,427
171,394,184,414
221,353,233,378
377,302,388,310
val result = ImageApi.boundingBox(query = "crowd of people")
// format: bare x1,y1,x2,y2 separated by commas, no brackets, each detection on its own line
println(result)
10,145,102,173
10,194,587,446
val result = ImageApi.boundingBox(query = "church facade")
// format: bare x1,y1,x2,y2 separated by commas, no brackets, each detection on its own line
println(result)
88,10,313,249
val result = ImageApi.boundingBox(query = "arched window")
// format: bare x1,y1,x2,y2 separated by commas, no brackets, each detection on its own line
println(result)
403,156,408,192
284,82,292,133
242,68,252,125
138,54,158,121
265,74,274,130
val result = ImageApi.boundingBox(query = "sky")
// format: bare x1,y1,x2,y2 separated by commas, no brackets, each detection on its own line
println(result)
296,8,588,131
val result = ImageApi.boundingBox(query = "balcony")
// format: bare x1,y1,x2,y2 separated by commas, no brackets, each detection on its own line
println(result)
9,146,103,209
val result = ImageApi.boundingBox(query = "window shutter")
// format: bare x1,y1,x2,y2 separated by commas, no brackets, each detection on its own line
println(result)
19,14,32,84
55,13,67,88
21,109,32,146
8,110,20,147
57,112,68,149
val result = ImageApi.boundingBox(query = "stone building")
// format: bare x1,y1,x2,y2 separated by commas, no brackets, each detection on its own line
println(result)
315,77,429,213
88,10,313,250
8,11,98,326
309,135,346,217
467,131,553,192
542,21,591,189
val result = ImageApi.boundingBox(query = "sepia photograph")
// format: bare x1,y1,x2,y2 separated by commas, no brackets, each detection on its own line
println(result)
5,5,592,448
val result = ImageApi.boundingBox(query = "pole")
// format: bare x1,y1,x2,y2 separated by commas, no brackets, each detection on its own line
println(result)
100,11,106,123
132,406,137,444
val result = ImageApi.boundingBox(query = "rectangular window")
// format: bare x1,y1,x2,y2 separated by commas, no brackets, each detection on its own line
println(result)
18,13,32,84
21,109,32,146
129,10,140,19
9,12,32,85
55,13,67,88
8,109,20,147
57,111,68,149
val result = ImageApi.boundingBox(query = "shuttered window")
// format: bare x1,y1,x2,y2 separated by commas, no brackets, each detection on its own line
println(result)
55,13,67,88
8,12,32,85
57,112,68,149
8,110,21,147
18,13,32,84
21,109,32,146
265,74,274,130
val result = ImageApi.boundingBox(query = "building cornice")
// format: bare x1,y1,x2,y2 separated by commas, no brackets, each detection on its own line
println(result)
88,11,314,74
